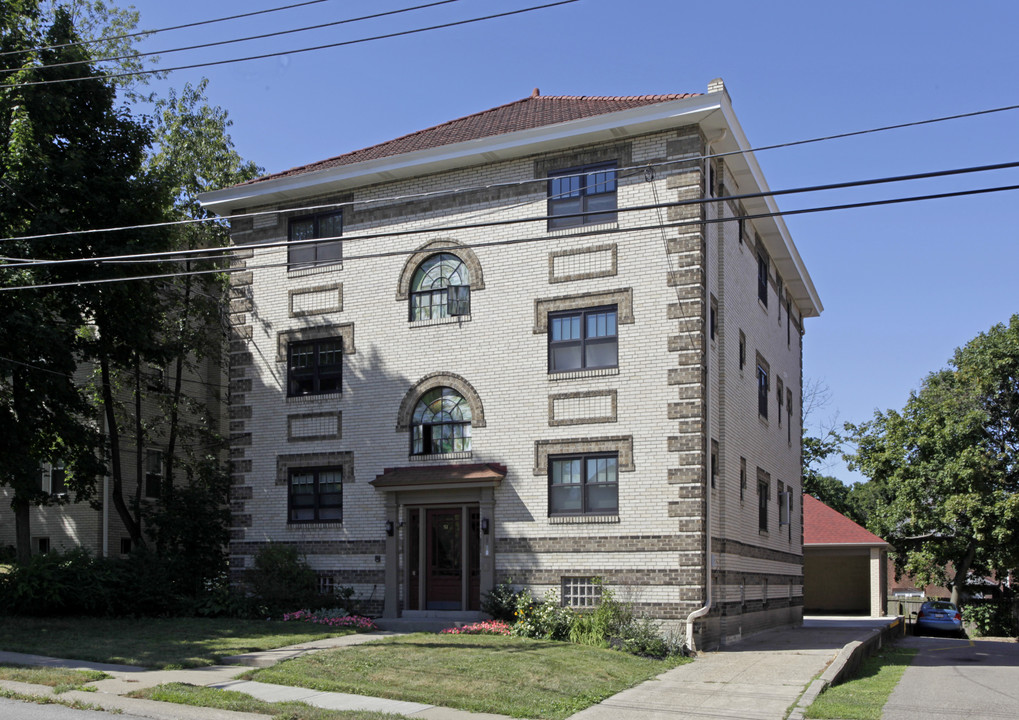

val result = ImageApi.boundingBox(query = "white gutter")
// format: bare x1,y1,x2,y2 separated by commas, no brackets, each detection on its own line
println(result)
685,142,719,653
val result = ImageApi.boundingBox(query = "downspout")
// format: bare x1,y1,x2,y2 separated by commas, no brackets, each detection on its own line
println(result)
685,132,724,651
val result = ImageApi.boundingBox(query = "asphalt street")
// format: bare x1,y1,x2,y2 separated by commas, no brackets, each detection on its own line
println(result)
882,635,1019,720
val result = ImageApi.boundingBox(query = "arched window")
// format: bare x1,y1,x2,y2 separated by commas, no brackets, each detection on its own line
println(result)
412,387,472,454
410,253,470,321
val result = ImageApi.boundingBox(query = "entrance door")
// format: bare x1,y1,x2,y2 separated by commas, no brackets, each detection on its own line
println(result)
426,509,462,610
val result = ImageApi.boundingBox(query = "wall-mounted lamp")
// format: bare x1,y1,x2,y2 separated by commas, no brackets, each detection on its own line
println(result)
385,520,395,537
481,518,490,535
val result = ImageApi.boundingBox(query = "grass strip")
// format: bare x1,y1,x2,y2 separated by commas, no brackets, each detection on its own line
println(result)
0,616,357,669
0,663,109,688
805,645,917,720
133,682,406,720
247,632,689,720
0,687,107,712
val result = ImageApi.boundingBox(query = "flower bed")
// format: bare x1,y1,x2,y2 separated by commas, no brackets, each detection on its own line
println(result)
441,619,512,635
281,609,377,630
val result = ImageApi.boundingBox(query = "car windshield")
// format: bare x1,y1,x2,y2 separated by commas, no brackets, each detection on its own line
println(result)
925,602,956,610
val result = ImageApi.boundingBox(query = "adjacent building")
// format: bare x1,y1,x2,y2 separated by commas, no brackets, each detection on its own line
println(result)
199,79,822,648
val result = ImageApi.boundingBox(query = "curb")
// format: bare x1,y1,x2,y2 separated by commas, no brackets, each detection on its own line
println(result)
787,617,905,720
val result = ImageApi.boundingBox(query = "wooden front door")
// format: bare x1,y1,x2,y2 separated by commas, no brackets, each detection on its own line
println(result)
426,508,462,610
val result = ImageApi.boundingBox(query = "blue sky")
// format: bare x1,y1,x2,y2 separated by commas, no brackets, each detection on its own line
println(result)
135,0,1019,483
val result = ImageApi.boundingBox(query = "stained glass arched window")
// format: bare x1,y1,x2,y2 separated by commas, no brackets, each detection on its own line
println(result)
412,387,472,454
410,253,470,321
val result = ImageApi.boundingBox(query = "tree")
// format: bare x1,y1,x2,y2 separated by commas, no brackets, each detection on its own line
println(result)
0,1,128,562
848,316,1019,605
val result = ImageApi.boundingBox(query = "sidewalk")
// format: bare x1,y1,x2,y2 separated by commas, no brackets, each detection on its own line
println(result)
0,617,898,720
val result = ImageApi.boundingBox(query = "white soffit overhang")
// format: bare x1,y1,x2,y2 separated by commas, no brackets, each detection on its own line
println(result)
200,92,821,317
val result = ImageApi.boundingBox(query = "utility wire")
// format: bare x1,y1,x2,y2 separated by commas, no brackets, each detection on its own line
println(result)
0,0,337,58
0,0,466,76
5,126,1019,246
5,158,1019,269
4,180,1019,292
7,1,581,88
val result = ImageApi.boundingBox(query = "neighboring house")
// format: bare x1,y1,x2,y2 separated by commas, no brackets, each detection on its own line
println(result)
199,79,822,649
803,493,889,616
0,358,226,558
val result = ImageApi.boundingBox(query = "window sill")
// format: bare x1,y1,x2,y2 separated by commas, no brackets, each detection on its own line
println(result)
547,220,618,236
287,262,343,278
549,367,619,382
548,514,620,524
287,392,341,404
409,314,471,329
409,451,473,462
286,520,343,528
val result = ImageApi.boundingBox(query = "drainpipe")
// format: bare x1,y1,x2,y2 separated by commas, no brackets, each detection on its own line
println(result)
685,133,724,652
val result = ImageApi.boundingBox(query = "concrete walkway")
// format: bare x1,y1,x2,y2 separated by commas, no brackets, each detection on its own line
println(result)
0,617,900,720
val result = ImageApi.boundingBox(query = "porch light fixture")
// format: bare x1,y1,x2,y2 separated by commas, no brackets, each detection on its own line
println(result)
386,520,395,537
481,518,489,535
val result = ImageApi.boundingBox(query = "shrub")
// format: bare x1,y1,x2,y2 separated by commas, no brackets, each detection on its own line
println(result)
963,602,1018,637
482,578,523,622
512,589,574,641
246,544,320,617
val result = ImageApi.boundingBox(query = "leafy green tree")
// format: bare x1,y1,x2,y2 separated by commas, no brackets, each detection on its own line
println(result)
848,316,1019,605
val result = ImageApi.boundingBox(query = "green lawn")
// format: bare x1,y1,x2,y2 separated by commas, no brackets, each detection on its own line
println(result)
805,645,918,720
133,683,405,720
0,617,357,669
246,633,690,720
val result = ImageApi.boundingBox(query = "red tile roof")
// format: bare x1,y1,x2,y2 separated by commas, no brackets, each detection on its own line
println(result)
245,92,699,185
803,493,889,546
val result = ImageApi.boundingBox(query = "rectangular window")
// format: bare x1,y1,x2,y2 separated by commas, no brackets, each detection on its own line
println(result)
710,439,719,489
288,338,343,396
548,162,617,230
787,388,794,445
739,457,747,502
288,467,343,523
549,453,618,516
709,294,718,342
758,469,770,532
120,538,132,555
562,577,602,608
35,537,50,554
50,462,67,495
779,487,791,526
288,211,342,269
757,249,769,306
738,330,746,370
786,299,792,346
548,306,618,372
777,377,784,427
757,360,769,419
144,450,163,499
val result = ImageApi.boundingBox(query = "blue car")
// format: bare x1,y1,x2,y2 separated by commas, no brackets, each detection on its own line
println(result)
915,601,964,637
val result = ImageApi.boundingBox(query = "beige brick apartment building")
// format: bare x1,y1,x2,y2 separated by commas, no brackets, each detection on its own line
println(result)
200,79,822,648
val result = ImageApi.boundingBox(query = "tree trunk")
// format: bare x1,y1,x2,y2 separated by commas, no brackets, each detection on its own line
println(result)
100,351,144,547
951,541,978,607
13,496,32,564
164,268,192,495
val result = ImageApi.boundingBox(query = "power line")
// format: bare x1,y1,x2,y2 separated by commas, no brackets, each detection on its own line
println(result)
0,0,467,77
6,158,1019,270
7,1,581,88
4,180,1018,292
0,0,337,59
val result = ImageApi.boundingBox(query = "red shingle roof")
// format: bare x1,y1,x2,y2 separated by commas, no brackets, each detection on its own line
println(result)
803,493,889,546
245,92,699,185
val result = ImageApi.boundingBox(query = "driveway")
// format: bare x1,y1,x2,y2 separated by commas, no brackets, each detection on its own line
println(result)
882,635,1019,720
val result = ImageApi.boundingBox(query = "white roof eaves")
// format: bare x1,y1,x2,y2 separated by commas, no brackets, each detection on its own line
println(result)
716,101,823,318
